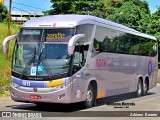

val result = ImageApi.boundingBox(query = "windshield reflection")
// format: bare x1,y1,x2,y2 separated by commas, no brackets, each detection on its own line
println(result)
12,28,74,78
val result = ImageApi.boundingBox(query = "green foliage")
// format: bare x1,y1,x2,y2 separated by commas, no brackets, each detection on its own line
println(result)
150,7,160,40
148,7,160,61
102,0,151,33
0,3,8,22
107,2,141,26
0,23,19,92
45,0,99,15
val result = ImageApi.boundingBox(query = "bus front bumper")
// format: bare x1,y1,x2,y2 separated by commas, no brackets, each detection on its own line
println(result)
10,85,72,104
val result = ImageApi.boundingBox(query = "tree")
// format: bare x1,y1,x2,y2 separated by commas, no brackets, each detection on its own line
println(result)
150,7,160,40
0,3,8,22
149,7,160,61
45,0,99,15
101,0,151,33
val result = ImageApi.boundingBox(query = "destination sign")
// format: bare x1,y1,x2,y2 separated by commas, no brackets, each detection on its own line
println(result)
44,29,74,42
22,29,41,35
46,32,65,40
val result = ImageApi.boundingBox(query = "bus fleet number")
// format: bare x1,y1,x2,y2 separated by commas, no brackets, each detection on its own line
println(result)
22,81,31,87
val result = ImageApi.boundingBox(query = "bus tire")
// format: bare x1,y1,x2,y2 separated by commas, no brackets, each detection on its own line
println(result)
83,84,96,108
142,80,148,96
136,80,143,97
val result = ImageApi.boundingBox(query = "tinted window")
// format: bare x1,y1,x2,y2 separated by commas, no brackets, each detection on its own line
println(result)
94,26,157,57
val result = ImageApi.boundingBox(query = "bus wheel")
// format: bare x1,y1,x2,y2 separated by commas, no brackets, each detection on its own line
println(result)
136,80,143,97
83,84,96,108
142,80,148,96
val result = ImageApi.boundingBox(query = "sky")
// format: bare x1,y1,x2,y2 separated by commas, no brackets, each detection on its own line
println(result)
4,0,160,14
4,0,52,12
146,0,160,13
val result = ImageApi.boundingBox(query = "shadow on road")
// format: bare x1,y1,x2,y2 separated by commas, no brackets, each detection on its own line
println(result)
6,92,155,112
8,102,85,112
96,92,155,106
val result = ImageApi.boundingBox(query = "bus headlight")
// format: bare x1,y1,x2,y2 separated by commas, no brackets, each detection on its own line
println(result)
52,81,73,91
11,79,20,88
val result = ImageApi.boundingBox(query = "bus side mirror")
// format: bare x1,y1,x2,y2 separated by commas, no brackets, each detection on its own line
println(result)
2,34,17,54
68,34,85,55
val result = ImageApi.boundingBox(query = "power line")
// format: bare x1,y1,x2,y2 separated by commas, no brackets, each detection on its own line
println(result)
5,0,48,11
13,1,46,11
7,6,38,13
16,0,32,11
12,7,31,12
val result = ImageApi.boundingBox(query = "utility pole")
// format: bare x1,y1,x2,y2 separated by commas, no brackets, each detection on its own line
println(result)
6,0,12,59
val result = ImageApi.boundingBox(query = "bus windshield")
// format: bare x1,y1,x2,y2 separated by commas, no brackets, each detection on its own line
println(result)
12,28,75,79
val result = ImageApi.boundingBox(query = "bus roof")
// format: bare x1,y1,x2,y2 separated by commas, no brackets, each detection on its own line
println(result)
22,15,156,40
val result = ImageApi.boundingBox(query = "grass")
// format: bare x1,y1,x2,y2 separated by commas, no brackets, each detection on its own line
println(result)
0,22,20,96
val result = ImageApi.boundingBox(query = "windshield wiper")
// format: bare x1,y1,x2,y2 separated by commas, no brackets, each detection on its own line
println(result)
38,48,53,79
20,47,36,78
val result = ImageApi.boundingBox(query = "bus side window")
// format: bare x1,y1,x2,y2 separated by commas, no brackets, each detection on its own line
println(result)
73,44,89,73
93,39,100,51
73,45,83,73
84,44,89,61
92,39,101,57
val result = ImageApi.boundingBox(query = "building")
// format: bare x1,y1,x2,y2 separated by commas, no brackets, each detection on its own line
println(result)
11,11,44,25
0,0,44,25
0,0,4,4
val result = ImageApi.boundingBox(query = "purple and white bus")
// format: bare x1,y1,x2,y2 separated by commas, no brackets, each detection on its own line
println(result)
2,15,158,108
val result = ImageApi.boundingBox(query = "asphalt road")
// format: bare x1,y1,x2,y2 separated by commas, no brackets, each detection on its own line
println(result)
0,84,160,120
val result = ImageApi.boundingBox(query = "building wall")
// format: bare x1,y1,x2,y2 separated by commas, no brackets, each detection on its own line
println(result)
11,11,44,25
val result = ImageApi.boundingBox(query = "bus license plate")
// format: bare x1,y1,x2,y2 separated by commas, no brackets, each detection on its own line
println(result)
30,95,41,99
